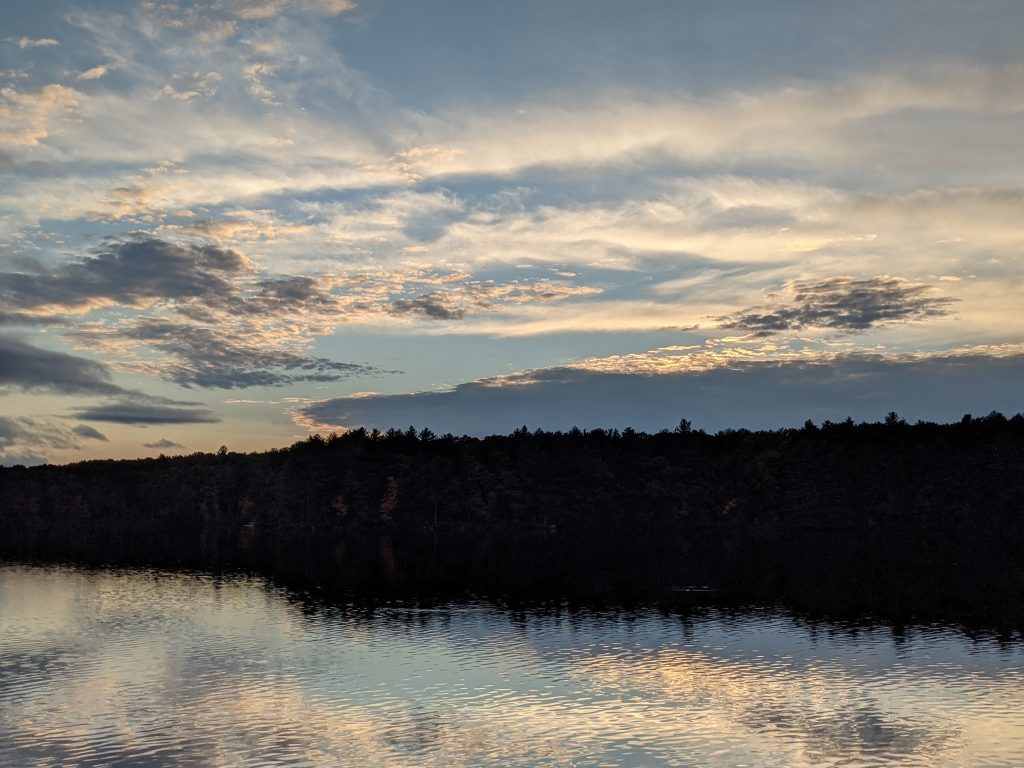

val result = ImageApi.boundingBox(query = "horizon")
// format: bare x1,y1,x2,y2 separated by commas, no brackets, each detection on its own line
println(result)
3,1,1023,464
6,408,1021,468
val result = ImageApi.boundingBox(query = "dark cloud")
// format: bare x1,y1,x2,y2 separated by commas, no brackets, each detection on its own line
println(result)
144,438,185,449
0,311,63,326
3,240,566,392
179,274,342,322
389,293,466,320
0,335,123,395
0,416,104,463
69,320,383,389
0,238,249,314
68,401,219,425
254,275,323,303
302,353,1024,435
0,238,339,331
72,424,109,441
0,335,219,425
3,240,383,390
0,417,73,451
718,277,956,333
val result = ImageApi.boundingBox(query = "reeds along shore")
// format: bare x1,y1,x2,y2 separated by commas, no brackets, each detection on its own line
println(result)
2,413,1023,631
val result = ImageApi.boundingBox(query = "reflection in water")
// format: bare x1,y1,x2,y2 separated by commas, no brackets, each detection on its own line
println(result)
1,564,1022,767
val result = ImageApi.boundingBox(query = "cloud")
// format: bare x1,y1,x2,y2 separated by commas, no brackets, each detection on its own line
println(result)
0,335,217,429
0,335,122,396
0,417,77,451
76,65,111,81
0,416,107,463
0,334,218,427
227,0,290,21
0,84,80,147
1,236,399,390
137,2,238,43
301,0,357,15
89,182,171,222
0,238,251,315
717,277,957,333
69,401,219,425
4,237,466,391
143,438,185,449
242,62,280,105
389,294,466,320
9,52,1018,239
135,0,355,40
18,235,599,388
300,351,1024,435
155,71,223,101
72,424,109,441
392,65,1024,182
6,38,59,49
169,208,313,242
0,311,63,326
224,0,356,19
81,319,382,389
62,263,388,387
387,281,603,322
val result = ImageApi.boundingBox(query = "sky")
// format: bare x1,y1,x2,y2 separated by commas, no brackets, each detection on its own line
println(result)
1,0,1023,464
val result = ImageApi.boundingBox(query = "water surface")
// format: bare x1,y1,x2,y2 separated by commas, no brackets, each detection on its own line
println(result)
1,564,1022,767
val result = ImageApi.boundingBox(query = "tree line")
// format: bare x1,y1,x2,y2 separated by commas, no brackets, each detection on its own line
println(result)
1,411,1022,633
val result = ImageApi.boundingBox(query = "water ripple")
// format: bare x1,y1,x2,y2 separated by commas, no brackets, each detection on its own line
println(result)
1,564,1022,767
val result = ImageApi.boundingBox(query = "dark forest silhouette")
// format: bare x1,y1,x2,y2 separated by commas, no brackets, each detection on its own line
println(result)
2,412,1022,633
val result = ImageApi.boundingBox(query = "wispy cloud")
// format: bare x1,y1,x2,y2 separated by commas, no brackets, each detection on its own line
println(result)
6,37,59,49
380,65,1024,184
387,282,602,322
717,276,957,333
76,65,113,81
0,417,79,451
155,71,223,102
223,0,356,20
0,84,80,147
0,416,106,465
75,319,382,389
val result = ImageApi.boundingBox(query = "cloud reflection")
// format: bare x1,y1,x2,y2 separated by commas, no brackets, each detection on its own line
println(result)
2,566,1022,767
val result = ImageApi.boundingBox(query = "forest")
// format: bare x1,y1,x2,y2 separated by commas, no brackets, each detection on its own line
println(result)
2,411,1023,633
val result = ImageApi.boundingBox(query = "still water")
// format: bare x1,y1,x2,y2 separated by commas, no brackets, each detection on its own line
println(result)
1,564,1022,767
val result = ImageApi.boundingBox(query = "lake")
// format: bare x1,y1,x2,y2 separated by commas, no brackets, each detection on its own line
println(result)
1,564,1022,767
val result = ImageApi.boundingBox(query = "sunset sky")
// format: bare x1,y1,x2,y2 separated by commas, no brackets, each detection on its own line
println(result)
2,0,1023,464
